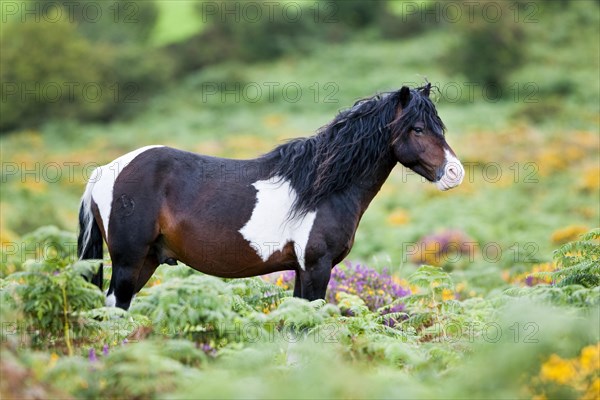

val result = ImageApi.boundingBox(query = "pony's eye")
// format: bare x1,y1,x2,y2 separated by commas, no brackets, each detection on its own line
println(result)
413,127,423,134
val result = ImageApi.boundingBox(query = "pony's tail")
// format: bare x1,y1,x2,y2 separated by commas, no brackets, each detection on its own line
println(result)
77,173,104,290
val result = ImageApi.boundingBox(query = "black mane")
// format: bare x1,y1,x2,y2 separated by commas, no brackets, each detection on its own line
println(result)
393,85,446,137
263,86,444,215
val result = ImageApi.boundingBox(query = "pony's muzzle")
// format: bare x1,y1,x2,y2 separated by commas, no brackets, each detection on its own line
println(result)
435,151,464,191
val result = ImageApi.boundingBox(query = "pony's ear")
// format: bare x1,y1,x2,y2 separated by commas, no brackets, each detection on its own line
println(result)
421,82,431,97
399,86,411,108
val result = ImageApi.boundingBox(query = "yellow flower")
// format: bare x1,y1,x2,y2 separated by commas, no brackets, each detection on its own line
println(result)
579,343,600,374
387,209,410,226
580,167,600,192
551,225,589,245
49,352,59,368
536,147,568,176
441,288,454,302
0,227,17,248
275,274,289,290
540,354,577,385
23,179,48,194
564,145,585,162
509,262,556,286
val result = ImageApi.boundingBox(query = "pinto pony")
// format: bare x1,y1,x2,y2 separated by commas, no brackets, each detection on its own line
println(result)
78,84,464,310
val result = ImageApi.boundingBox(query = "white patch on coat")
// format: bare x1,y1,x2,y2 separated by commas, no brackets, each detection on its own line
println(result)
436,150,464,191
239,177,317,270
89,145,163,240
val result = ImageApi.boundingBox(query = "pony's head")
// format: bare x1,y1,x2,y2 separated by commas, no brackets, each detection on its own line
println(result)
390,84,464,190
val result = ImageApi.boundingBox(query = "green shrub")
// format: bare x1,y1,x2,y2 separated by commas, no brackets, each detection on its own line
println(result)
0,1,169,132
42,339,205,399
1,225,76,277
380,1,444,39
227,277,288,314
2,258,103,352
130,274,241,343
325,0,387,28
184,0,397,68
505,229,600,307
442,0,526,89
196,0,319,63
547,228,599,288
93,340,202,398
0,19,109,131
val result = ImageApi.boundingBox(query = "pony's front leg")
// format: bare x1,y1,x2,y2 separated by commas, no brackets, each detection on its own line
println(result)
297,257,332,301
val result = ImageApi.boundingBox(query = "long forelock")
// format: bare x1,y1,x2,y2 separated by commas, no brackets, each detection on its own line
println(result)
394,89,446,137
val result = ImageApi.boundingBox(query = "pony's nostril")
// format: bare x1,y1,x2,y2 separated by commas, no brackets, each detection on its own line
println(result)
446,165,458,179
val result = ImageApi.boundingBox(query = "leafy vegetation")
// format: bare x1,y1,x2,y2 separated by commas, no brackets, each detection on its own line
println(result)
1,228,598,398
1,1,598,398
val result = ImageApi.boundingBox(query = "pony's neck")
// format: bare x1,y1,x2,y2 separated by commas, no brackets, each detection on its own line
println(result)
341,151,397,214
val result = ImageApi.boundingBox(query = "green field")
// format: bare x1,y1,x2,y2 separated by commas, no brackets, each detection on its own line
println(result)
1,1,599,399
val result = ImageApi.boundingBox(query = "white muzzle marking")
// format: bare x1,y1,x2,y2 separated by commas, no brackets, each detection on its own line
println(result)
435,150,464,191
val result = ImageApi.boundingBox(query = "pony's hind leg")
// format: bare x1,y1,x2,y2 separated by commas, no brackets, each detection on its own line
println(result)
105,249,158,310
134,252,160,293
105,199,161,309
108,250,148,310
106,235,158,310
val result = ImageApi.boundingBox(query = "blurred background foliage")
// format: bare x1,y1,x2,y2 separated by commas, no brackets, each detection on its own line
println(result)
4,0,595,130
0,1,599,398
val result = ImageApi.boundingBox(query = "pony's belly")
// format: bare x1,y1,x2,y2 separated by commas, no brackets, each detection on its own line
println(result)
160,226,298,278
175,240,298,278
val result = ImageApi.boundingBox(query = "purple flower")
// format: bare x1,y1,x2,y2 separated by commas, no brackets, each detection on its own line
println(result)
88,348,97,362
102,344,109,356
525,275,534,286
264,262,411,315
201,343,217,357
327,262,410,313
